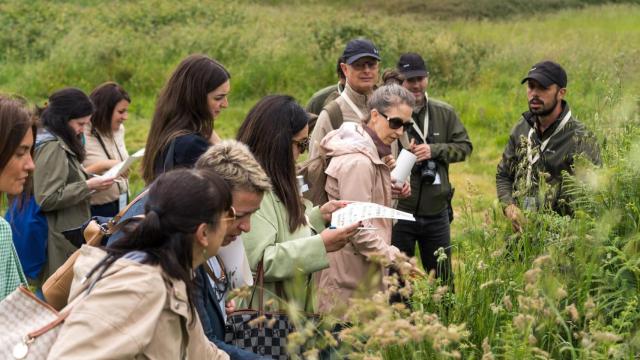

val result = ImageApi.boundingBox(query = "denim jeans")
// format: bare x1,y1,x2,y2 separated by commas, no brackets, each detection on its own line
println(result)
392,208,453,285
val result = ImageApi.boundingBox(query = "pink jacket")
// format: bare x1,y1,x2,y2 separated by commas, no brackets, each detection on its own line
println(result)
316,123,401,315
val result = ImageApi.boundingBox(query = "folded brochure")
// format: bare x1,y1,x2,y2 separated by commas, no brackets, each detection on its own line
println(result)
330,202,415,228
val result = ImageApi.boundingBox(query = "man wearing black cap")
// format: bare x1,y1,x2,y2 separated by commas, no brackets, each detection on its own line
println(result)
497,61,600,231
392,52,472,285
309,38,381,158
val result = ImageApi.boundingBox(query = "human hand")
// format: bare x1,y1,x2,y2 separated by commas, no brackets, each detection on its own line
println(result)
320,221,361,252
86,176,115,191
504,203,524,232
382,155,396,170
410,141,432,162
391,180,411,199
225,299,236,315
320,200,350,223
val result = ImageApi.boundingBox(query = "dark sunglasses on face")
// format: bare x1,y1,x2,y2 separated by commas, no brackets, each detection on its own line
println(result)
377,110,413,131
292,137,310,153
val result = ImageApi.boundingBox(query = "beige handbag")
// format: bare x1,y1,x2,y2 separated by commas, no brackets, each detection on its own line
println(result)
0,256,111,359
42,189,148,310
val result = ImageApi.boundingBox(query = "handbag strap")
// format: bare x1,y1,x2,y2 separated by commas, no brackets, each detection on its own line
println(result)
107,189,149,231
25,254,113,341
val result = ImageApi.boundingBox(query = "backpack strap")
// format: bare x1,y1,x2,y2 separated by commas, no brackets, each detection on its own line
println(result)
323,100,343,131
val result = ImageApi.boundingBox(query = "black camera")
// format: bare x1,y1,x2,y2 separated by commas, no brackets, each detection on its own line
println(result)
412,135,438,184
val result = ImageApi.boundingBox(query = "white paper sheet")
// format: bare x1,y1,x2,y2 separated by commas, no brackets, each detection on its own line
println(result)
330,202,415,228
390,149,416,183
100,148,145,179
216,236,253,288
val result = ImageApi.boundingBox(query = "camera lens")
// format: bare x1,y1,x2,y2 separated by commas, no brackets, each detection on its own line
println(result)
421,160,437,184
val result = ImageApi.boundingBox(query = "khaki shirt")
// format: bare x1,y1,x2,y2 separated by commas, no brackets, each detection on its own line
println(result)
83,124,129,206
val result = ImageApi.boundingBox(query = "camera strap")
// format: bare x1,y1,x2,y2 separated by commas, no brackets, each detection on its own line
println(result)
525,110,572,188
411,92,429,143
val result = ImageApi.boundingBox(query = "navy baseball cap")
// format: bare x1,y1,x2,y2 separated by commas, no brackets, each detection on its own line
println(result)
521,61,568,88
342,38,381,65
397,53,429,79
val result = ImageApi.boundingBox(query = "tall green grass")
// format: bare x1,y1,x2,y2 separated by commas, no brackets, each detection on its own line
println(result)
2,1,640,358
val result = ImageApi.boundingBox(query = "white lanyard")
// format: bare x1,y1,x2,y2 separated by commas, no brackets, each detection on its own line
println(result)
525,110,572,188
340,90,364,120
411,93,429,143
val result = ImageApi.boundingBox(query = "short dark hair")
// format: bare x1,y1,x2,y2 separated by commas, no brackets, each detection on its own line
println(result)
336,56,346,80
142,54,230,184
40,88,94,162
89,82,131,138
236,95,308,233
108,168,232,321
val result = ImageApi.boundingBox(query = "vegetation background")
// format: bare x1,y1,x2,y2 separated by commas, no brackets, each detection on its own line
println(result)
1,0,639,358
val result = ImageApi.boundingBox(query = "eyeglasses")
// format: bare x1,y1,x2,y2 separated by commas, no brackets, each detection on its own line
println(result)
222,206,237,223
292,137,310,153
377,110,413,131
350,60,379,71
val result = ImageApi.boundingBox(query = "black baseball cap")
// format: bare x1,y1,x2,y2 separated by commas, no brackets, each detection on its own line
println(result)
397,53,429,79
342,38,381,65
521,61,567,88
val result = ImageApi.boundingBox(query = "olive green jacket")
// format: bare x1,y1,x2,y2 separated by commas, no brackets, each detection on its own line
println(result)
34,131,91,279
305,82,344,116
397,98,473,216
241,191,329,312
496,101,601,214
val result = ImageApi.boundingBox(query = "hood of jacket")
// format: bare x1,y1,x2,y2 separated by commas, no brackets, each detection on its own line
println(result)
319,122,385,166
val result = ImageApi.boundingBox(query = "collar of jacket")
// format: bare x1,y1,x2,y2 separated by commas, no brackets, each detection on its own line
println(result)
343,82,370,110
36,128,79,158
523,100,571,139
362,125,392,158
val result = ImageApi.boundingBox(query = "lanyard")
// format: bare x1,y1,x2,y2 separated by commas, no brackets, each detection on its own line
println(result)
340,90,364,120
525,110,572,188
411,92,429,143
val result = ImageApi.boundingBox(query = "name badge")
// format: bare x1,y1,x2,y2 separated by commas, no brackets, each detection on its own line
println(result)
118,193,128,212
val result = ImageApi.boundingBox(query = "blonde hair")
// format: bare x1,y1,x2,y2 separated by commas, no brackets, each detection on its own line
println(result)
195,140,271,193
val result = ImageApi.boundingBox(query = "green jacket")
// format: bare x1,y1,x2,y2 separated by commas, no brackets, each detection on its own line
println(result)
305,82,344,116
241,191,328,311
496,101,601,214
34,132,91,279
397,98,472,216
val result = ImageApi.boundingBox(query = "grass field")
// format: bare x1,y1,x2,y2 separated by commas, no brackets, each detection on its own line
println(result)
2,1,640,358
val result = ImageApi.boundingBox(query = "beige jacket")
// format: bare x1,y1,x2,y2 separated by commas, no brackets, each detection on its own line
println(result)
316,123,401,315
48,246,229,360
83,124,129,206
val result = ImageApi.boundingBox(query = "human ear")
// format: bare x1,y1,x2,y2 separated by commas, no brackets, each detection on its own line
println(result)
194,223,209,248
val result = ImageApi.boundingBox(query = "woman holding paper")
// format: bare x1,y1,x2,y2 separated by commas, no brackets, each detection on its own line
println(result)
33,88,114,279
83,82,131,217
236,95,359,311
316,84,417,315
141,54,231,185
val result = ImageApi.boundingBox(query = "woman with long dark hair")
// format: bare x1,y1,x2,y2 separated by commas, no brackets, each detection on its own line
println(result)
0,95,36,300
83,82,132,217
48,169,233,359
141,54,230,185
34,88,113,279
236,95,359,310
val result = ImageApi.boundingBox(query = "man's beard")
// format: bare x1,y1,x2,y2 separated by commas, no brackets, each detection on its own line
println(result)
529,96,558,117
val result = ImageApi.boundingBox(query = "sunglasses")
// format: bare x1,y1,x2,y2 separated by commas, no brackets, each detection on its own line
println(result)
292,137,310,153
350,60,379,71
378,110,413,131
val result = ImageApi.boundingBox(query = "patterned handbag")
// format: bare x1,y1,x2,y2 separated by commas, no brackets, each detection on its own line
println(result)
224,261,296,360
0,255,111,359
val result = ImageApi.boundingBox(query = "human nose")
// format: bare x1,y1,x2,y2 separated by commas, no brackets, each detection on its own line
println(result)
222,97,229,108
24,153,35,172
238,218,251,233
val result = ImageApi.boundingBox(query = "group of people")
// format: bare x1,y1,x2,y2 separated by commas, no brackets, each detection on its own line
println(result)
0,36,600,358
